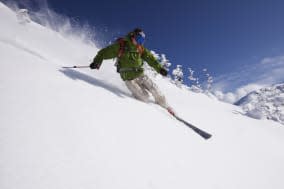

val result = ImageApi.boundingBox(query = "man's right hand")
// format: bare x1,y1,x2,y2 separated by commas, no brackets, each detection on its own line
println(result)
90,62,100,69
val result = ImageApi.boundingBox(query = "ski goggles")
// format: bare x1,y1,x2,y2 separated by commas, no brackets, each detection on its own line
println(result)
135,31,146,45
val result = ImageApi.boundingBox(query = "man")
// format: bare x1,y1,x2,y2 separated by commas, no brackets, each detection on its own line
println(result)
90,28,175,115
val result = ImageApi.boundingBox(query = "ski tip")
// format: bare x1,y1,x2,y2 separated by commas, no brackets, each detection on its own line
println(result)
204,134,212,140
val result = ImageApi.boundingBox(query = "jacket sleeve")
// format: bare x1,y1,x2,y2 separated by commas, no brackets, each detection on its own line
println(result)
141,48,162,73
92,43,120,67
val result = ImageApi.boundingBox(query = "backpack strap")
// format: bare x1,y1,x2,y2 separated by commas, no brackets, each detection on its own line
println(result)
136,45,144,55
130,36,144,56
117,38,126,58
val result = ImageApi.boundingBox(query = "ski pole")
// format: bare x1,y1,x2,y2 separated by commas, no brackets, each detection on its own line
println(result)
62,65,90,69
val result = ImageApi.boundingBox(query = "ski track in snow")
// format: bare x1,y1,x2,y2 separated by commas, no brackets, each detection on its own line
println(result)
1,3,284,189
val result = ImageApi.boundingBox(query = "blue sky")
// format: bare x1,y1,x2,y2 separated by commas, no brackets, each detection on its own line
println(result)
8,0,284,92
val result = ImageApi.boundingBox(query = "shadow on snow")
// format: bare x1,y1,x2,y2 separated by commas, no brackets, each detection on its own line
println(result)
59,68,131,98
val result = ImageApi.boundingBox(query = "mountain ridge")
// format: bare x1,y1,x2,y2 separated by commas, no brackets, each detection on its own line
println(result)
235,83,284,125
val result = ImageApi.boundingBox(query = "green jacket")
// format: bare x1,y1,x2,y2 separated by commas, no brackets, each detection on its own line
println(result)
92,33,163,81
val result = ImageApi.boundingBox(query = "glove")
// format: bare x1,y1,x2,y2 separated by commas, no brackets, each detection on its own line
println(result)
160,68,168,76
90,62,100,69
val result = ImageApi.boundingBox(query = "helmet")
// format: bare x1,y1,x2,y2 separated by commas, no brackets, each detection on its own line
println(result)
133,28,146,45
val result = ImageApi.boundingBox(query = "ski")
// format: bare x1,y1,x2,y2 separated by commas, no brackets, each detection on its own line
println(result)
173,114,212,140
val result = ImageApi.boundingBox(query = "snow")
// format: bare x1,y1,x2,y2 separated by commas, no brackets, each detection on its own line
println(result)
1,3,284,189
235,84,284,124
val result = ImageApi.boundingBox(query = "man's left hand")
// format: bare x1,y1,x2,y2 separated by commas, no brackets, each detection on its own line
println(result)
160,68,168,76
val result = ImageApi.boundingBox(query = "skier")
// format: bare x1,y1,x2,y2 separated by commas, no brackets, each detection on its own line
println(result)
89,28,175,115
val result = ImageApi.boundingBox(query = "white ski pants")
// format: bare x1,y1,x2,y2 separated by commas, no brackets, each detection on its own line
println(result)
124,74,168,109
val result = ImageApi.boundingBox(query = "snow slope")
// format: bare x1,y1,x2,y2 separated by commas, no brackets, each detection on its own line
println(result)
1,3,284,189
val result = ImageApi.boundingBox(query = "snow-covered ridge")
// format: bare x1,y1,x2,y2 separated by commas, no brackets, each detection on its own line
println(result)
1,2,284,189
235,83,284,125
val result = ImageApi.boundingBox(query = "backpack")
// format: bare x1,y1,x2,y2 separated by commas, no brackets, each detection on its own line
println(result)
117,37,144,58
115,37,144,72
